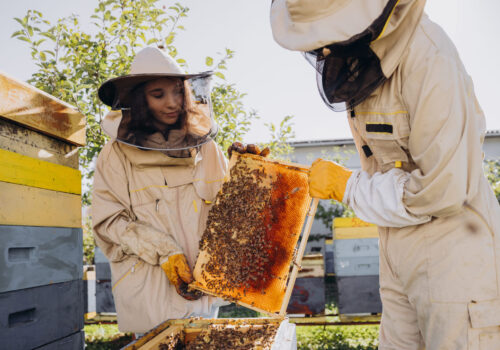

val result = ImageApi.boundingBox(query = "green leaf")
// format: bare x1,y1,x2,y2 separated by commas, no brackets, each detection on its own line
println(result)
11,30,24,38
165,33,174,45
214,72,225,80
17,36,31,43
205,56,213,67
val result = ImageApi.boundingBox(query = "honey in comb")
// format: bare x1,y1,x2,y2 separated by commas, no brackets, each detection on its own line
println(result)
194,154,310,312
199,157,272,296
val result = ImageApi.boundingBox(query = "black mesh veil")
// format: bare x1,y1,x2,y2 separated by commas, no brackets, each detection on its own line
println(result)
304,43,387,112
302,0,399,112
100,73,218,157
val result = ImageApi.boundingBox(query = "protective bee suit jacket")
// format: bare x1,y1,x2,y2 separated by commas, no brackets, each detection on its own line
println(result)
92,112,228,333
337,1,500,348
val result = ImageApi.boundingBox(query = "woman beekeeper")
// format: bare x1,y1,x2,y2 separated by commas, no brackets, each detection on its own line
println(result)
270,0,500,349
92,47,228,333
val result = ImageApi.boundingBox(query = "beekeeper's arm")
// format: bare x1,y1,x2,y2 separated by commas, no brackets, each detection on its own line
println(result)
92,143,200,299
310,54,483,227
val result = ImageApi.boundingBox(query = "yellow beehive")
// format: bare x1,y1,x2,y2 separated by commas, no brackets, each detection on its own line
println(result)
0,71,86,349
333,217,378,240
0,71,85,228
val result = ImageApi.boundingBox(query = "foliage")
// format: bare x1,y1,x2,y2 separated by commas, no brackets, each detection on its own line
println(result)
85,324,132,350
12,0,292,207
484,159,500,203
12,1,192,205
218,303,260,318
296,325,379,350
83,215,95,265
260,115,295,161
13,0,295,265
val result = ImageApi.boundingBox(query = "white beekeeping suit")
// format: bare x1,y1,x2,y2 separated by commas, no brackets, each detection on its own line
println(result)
93,47,228,333
271,0,500,348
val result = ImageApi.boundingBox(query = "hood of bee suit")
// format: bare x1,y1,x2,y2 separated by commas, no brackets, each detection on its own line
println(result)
271,0,426,111
271,0,426,78
101,110,200,166
97,47,217,157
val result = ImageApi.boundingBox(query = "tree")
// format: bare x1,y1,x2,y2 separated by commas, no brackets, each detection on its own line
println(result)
12,0,294,206
484,159,500,204
13,0,295,264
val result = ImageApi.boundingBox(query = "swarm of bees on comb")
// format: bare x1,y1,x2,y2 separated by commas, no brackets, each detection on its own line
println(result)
192,153,311,313
198,157,274,297
159,324,279,350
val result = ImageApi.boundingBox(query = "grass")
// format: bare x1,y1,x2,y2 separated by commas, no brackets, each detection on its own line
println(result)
297,325,379,350
84,323,132,350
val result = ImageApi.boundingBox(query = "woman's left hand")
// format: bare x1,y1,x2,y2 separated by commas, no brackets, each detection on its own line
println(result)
161,254,203,300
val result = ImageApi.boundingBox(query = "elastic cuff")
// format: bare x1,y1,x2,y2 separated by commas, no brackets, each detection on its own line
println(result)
342,169,361,204
159,251,183,266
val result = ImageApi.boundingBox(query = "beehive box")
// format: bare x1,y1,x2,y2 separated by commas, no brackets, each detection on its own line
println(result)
286,253,325,315
192,153,318,316
332,218,381,315
0,71,86,349
122,318,296,350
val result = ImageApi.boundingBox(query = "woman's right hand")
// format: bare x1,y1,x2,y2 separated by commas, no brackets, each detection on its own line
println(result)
161,254,203,300
227,142,270,158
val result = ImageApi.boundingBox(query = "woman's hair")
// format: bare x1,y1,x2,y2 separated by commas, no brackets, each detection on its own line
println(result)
118,78,212,145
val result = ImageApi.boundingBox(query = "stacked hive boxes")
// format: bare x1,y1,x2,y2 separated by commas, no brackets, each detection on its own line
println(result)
94,246,115,314
286,240,325,315
0,72,86,349
333,218,382,315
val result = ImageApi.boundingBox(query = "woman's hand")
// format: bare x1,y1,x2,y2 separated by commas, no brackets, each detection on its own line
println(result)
161,254,203,300
227,142,270,158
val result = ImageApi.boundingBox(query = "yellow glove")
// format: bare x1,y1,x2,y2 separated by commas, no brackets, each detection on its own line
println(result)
161,254,203,301
308,159,352,201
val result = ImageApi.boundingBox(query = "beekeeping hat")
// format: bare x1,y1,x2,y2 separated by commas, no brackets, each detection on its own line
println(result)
270,0,401,112
270,0,398,51
98,47,217,155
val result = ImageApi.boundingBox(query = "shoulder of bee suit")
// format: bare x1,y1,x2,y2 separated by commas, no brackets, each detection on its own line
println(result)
193,139,228,201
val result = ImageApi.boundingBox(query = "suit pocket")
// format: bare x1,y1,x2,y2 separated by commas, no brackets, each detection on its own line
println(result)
362,114,410,169
468,299,500,349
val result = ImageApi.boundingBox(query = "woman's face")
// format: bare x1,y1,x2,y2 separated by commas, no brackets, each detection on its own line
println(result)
144,78,184,130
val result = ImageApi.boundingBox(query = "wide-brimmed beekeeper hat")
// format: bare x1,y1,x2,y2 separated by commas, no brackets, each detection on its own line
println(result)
98,46,212,109
270,0,398,51
98,47,217,156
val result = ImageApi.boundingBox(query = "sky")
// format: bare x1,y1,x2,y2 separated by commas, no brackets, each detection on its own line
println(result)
1,0,499,144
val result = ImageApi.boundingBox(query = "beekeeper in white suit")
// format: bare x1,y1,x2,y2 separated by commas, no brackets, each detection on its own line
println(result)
92,47,228,333
271,0,500,348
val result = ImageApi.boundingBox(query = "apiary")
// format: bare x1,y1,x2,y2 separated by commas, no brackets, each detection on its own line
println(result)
191,153,318,316
122,318,296,350
0,71,85,349
332,218,382,315
286,253,325,315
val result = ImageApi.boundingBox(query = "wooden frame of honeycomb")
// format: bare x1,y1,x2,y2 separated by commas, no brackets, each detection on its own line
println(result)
122,318,287,350
190,153,319,317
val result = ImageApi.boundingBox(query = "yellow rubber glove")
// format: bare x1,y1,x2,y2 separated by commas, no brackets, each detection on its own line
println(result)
161,254,203,301
308,158,353,201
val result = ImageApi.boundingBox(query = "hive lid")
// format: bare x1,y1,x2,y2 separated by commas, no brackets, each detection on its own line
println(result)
0,71,85,146
191,153,318,317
